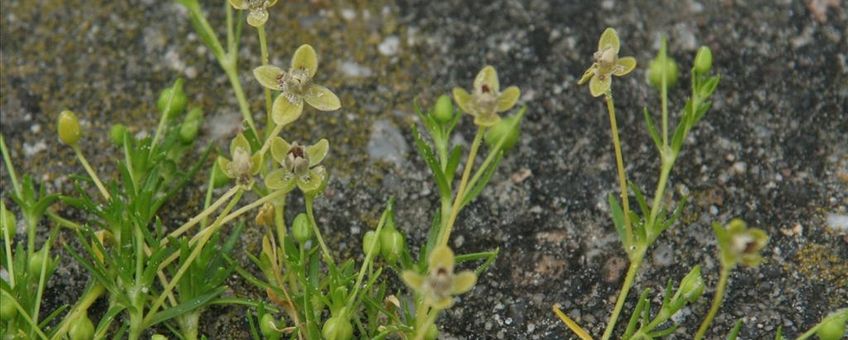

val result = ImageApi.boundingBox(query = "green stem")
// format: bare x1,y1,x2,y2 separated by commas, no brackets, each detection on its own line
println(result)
2,206,14,287
414,307,440,340
345,210,389,311
305,196,336,267
695,265,731,340
72,146,111,201
257,24,274,136
32,231,57,332
646,158,674,237
223,65,258,137
50,283,105,340
200,164,217,228
601,251,644,340
167,185,240,241
660,40,669,146
145,188,244,327
0,134,21,195
605,91,633,249
437,127,485,248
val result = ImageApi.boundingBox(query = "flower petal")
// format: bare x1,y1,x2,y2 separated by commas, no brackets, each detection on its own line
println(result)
228,0,248,9
429,297,454,310
578,66,596,85
451,271,477,295
291,44,318,78
217,156,236,179
496,86,520,112
270,137,291,165
265,169,296,192
272,95,304,126
589,73,611,97
254,65,284,91
428,246,455,273
231,133,251,157
267,0,278,7
473,65,500,93
246,8,269,27
598,27,620,55
297,167,325,193
452,87,474,116
401,271,425,291
303,84,340,111
474,113,501,127
306,138,329,167
250,153,263,175
613,57,637,76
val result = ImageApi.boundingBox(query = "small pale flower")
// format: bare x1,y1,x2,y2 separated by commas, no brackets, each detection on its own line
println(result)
452,66,520,127
217,133,262,185
401,246,477,309
577,28,637,97
254,44,341,127
229,0,278,27
265,136,329,194
713,219,769,268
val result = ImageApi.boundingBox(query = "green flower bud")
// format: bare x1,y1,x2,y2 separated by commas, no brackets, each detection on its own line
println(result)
157,79,187,118
58,110,82,146
816,313,846,340
484,114,521,151
432,95,454,123
362,230,381,257
677,265,705,303
151,335,168,340
179,107,204,143
109,124,128,146
69,312,94,340
647,55,679,89
1,202,16,240
28,248,52,278
260,313,281,340
322,315,353,340
0,293,17,321
379,228,405,263
694,46,713,74
292,213,312,243
425,324,439,340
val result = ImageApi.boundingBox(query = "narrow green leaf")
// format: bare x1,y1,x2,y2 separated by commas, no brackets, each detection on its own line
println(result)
461,151,503,208
629,181,649,217
445,145,462,183
146,287,227,327
608,193,627,247
699,76,720,99
650,324,678,337
412,125,451,198
726,319,743,340
643,107,663,151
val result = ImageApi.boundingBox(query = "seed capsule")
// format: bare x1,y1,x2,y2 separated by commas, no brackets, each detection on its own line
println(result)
58,110,82,146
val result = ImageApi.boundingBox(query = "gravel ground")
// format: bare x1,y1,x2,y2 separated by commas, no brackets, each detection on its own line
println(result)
1,0,846,339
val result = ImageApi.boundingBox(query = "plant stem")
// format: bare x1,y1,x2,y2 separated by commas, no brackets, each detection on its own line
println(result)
1,207,14,287
257,24,274,136
601,251,644,340
223,64,258,137
345,209,389,311
72,146,111,201
0,134,21,195
646,159,674,237
604,91,632,249
305,196,336,267
695,265,731,340
437,127,485,248
415,307,440,340
167,185,240,240
50,283,105,340
553,304,593,340
200,164,217,228
660,39,669,146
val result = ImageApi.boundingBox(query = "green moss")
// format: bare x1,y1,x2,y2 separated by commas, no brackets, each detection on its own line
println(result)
794,243,848,288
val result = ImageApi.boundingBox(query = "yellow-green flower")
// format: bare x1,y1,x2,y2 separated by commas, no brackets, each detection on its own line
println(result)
401,246,477,309
229,0,278,27
264,137,329,194
254,44,341,127
452,66,520,127
578,28,637,97
713,219,769,268
217,133,262,185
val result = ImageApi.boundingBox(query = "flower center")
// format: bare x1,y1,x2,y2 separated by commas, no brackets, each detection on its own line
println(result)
427,266,453,299
230,147,253,183
277,68,311,104
473,85,499,115
248,0,269,10
285,143,310,176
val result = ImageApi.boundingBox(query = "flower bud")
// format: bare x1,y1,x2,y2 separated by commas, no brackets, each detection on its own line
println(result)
69,312,95,340
0,293,16,321
292,213,312,243
260,313,281,340
28,248,52,278
484,114,521,151
179,107,204,143
816,313,847,340
647,55,679,89
109,124,128,146
255,203,274,227
322,315,353,340
157,79,187,118
1,202,16,240
379,228,405,263
362,230,381,256
677,265,705,303
151,335,168,340
694,46,713,74
432,95,454,123
58,110,82,146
